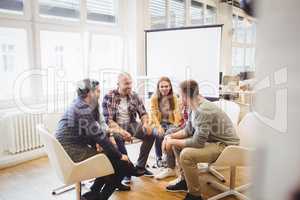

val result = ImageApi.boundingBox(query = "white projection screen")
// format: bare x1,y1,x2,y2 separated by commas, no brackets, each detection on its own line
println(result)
146,25,222,98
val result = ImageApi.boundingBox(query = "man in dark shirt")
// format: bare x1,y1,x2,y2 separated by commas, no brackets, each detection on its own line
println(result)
55,79,141,200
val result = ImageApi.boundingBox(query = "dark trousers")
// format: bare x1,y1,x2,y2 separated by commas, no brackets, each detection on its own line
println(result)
64,144,135,199
114,121,155,168
91,156,137,199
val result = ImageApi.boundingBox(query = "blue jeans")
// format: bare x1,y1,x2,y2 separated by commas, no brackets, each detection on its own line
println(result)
153,122,176,159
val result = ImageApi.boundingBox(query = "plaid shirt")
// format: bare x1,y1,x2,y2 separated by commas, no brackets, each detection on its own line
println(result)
102,89,147,124
179,104,189,128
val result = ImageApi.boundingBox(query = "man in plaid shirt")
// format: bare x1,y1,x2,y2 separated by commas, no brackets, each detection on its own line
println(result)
102,72,155,179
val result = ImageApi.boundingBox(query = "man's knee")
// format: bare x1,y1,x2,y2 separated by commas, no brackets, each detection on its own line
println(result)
113,133,124,141
179,148,194,165
113,134,125,146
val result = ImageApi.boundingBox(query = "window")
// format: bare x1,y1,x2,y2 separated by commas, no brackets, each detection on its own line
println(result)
39,0,80,19
170,0,185,28
0,0,124,109
0,0,23,14
232,14,256,74
246,21,256,44
40,31,83,95
190,1,204,25
232,47,244,74
233,15,246,43
89,34,123,70
0,27,29,100
87,0,117,23
205,5,217,25
150,0,167,29
245,47,255,71
89,34,123,92
149,0,218,28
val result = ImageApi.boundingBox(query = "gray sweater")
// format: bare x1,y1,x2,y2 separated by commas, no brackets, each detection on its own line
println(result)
184,99,240,148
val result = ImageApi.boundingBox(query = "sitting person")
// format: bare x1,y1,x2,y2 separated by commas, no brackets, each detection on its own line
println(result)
55,79,142,200
148,77,181,173
163,80,240,200
154,93,189,180
102,72,155,184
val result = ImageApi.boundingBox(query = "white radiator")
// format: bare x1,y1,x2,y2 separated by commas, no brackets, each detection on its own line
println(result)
2,113,44,154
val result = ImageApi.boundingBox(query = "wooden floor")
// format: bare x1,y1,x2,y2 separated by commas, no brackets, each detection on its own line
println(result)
0,144,250,200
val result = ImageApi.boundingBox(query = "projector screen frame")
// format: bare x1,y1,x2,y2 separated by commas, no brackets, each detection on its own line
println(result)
144,24,223,101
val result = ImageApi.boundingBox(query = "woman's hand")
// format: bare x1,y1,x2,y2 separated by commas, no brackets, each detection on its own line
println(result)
157,126,165,136
143,123,153,136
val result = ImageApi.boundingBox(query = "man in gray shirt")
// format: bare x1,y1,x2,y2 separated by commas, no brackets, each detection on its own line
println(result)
162,80,240,200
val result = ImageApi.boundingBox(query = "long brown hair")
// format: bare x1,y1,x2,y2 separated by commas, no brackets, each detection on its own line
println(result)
156,77,175,111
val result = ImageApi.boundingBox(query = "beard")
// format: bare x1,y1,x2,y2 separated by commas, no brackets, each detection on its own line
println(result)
90,96,99,109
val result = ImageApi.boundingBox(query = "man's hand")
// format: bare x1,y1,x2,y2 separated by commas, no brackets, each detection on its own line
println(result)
109,121,119,128
162,136,173,153
162,138,167,153
109,122,132,142
162,134,172,153
121,154,129,162
121,130,132,142
165,138,174,153
109,136,117,147
96,144,103,152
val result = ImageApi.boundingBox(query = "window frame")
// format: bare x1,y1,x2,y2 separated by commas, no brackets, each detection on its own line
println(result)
86,0,120,26
0,0,125,109
231,7,257,75
0,19,36,108
0,0,31,21
147,0,218,29
33,0,121,27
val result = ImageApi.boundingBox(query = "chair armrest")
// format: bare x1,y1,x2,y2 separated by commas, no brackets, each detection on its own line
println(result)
66,153,115,185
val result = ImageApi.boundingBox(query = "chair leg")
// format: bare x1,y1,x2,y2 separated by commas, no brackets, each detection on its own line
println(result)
207,180,229,192
208,166,226,182
207,167,251,200
236,183,251,193
52,184,75,195
75,182,81,200
233,190,251,200
52,182,87,196
207,190,233,200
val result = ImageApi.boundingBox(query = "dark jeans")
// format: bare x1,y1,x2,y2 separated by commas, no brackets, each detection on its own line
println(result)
64,144,136,199
153,122,176,159
91,158,137,199
113,121,155,168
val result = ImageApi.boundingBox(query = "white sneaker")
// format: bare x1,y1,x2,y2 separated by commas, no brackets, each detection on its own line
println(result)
154,168,176,180
168,175,183,186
